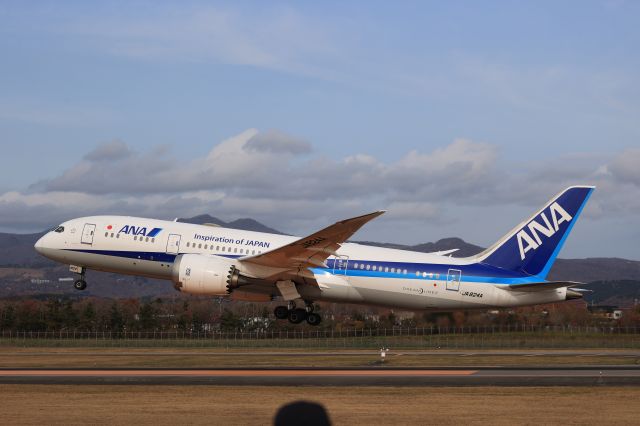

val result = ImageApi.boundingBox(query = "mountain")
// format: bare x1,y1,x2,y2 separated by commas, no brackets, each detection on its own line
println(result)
0,231,51,267
178,215,284,234
358,239,640,283
177,214,226,226
583,280,640,307
1,215,639,301
352,238,484,256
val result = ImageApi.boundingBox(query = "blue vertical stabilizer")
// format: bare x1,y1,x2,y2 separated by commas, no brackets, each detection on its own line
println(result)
476,186,595,278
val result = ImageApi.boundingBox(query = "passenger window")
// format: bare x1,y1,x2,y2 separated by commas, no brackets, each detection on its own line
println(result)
391,268,395,273
105,232,108,237
116,234,119,239
146,237,149,242
134,236,137,241
252,250,256,255
111,233,114,238
234,247,238,253
198,244,202,249
151,238,155,243
372,265,377,271
360,264,365,270
366,264,370,270
385,267,389,272
186,242,190,248
403,269,408,274
354,263,359,269
422,272,427,278
416,271,420,276
204,244,208,250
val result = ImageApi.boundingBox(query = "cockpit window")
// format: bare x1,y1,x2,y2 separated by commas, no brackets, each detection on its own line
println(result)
54,226,64,233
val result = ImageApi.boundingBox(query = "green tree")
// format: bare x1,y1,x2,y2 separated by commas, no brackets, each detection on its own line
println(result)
220,309,241,331
138,302,157,330
80,302,96,331
109,302,124,331
1,304,16,329
61,300,78,329
46,298,63,330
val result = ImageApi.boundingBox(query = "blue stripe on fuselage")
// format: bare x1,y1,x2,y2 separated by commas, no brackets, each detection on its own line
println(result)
63,249,542,285
62,249,242,264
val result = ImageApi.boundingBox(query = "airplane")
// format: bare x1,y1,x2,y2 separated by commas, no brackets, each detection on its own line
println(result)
34,185,594,326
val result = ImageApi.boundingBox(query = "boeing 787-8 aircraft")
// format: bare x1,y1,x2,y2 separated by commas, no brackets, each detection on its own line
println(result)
34,186,594,326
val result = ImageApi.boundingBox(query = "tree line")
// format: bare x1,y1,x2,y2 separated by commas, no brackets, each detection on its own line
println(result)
0,297,638,333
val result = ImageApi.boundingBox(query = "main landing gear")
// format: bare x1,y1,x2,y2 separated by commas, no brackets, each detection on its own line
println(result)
70,265,87,291
273,301,322,326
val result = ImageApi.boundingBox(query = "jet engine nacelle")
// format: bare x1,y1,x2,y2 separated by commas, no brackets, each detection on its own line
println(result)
171,254,236,296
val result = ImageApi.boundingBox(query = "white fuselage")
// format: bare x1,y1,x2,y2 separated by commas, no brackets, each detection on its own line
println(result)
34,215,568,310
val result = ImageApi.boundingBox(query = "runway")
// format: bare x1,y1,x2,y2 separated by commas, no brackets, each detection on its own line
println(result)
2,367,640,386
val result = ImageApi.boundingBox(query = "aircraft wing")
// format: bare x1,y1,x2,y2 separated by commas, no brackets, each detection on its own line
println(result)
240,211,385,271
499,281,584,292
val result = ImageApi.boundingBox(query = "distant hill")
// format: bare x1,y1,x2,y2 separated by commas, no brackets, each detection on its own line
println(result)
1,215,639,301
357,239,640,283
353,237,484,256
0,231,51,267
583,280,640,307
178,215,284,234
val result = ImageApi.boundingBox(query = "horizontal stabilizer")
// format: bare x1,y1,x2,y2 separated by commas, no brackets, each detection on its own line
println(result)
500,281,584,292
434,249,459,256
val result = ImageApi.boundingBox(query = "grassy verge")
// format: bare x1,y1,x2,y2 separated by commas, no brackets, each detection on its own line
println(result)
1,385,638,425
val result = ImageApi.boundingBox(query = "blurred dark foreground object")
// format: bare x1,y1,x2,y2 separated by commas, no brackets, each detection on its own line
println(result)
274,400,331,426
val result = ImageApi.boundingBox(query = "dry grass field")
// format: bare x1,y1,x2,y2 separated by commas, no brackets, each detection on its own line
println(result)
0,385,638,425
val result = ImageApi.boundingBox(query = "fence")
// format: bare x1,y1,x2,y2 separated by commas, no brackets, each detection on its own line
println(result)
1,325,639,349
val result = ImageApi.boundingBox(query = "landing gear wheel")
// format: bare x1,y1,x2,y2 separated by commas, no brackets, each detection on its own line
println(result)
288,308,307,324
73,279,87,291
274,306,289,320
306,312,322,326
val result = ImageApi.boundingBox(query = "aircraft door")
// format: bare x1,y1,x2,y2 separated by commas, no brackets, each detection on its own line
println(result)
446,268,461,291
333,255,349,276
81,223,96,245
166,234,181,255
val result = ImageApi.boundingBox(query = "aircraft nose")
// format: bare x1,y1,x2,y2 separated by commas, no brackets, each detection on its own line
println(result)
34,235,45,254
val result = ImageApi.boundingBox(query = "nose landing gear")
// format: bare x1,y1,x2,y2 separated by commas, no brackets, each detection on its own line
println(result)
73,279,87,290
70,265,87,291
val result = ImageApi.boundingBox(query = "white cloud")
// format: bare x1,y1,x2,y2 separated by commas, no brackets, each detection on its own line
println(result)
609,148,640,186
245,129,311,155
2,129,640,251
84,140,132,162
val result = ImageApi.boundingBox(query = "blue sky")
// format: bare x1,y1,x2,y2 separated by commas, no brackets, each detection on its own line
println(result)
1,1,639,258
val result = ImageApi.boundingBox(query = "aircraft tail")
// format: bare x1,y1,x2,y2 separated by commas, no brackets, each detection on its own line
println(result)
474,186,595,279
